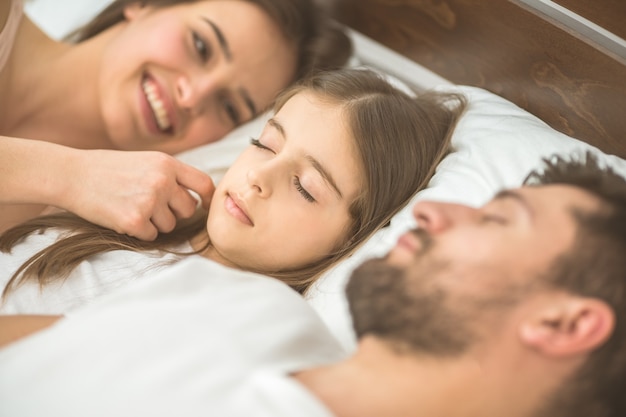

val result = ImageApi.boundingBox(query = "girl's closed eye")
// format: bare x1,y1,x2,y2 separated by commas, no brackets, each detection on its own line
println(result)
249,138,314,202
294,177,316,203
192,31,211,61
250,137,274,153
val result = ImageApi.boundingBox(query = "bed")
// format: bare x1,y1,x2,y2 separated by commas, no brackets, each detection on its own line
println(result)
21,0,626,356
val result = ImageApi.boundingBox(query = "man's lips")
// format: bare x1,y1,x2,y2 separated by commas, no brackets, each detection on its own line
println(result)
224,193,254,226
396,230,420,255
385,229,425,266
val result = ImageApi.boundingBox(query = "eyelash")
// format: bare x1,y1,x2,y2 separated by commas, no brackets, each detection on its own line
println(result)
250,137,272,152
192,32,210,61
294,177,316,203
249,138,316,203
223,99,240,125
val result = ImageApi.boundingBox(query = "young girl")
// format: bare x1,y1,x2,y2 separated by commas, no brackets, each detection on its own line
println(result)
0,0,351,236
0,68,467,313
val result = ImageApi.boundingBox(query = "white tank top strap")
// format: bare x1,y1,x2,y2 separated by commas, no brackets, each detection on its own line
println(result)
0,0,24,72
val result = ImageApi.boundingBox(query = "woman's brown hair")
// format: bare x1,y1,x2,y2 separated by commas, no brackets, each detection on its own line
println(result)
66,0,352,82
1,68,466,295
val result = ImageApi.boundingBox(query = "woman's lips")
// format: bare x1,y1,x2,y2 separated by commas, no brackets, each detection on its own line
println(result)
139,75,175,135
224,194,254,226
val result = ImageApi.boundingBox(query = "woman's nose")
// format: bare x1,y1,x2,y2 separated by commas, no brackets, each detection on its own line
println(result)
412,201,478,233
175,71,224,114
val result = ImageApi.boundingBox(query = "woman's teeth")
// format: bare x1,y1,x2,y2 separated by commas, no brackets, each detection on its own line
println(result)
142,79,171,131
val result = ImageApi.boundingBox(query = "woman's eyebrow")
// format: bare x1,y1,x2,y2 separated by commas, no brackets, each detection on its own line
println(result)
202,17,257,116
202,17,231,59
268,118,344,199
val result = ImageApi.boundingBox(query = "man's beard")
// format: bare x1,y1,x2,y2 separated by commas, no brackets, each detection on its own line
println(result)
345,256,476,356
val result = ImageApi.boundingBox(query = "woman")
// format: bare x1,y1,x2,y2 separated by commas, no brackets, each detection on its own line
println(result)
0,0,351,236
0,68,467,313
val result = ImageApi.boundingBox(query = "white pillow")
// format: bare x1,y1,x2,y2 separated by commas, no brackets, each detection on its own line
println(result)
306,84,626,352
25,0,112,39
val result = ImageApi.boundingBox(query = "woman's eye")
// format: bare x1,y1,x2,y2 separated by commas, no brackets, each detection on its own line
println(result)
294,177,316,203
249,138,273,153
192,32,210,61
223,100,240,125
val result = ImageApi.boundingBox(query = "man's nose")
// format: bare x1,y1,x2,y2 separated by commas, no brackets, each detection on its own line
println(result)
411,201,478,233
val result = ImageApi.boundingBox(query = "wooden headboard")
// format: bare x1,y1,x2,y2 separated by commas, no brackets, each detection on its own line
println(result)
330,0,626,159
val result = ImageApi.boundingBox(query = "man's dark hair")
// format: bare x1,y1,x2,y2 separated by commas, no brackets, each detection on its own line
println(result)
525,152,626,417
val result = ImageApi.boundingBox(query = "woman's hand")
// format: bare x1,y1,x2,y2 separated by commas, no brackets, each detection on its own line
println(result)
62,149,215,240
0,138,215,240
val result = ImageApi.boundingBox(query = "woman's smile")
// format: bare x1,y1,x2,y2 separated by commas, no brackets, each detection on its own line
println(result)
140,74,175,135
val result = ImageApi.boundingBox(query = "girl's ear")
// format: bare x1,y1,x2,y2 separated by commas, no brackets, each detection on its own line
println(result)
518,297,614,358
123,2,150,21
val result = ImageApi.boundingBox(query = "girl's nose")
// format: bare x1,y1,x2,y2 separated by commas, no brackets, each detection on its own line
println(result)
246,166,273,198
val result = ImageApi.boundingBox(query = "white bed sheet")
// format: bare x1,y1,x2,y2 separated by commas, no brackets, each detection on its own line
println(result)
23,1,626,352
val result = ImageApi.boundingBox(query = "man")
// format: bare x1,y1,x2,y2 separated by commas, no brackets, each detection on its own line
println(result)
297,153,626,417
1,153,625,416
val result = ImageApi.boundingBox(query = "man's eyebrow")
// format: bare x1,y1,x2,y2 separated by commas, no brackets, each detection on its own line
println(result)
203,18,257,116
493,190,534,218
268,118,343,199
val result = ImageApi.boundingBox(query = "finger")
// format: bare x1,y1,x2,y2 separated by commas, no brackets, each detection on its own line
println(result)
148,206,178,234
120,215,159,241
198,186,214,210
175,163,215,209
133,224,159,241
168,186,200,219
111,209,158,240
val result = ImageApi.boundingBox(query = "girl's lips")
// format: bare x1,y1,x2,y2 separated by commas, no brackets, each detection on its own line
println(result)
224,194,254,226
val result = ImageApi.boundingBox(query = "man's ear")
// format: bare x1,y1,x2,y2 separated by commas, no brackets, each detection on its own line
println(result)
123,2,150,21
518,297,614,357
